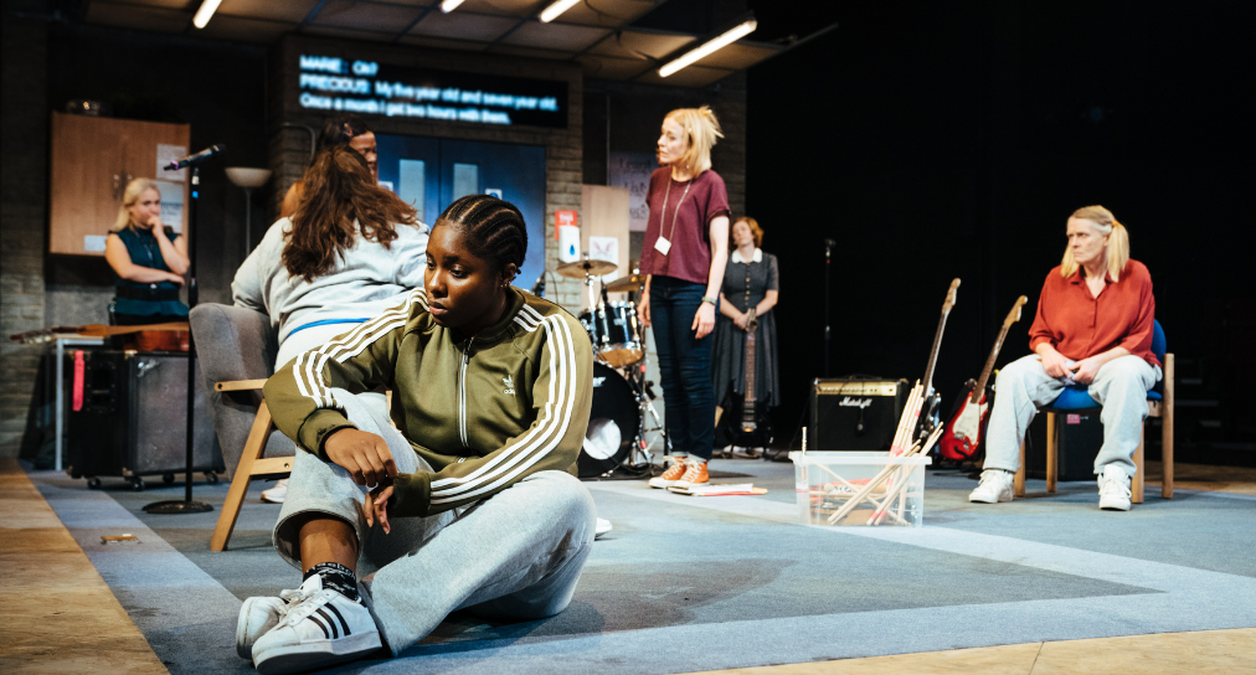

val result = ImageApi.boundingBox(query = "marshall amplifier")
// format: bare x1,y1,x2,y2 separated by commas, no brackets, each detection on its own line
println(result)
810,377,908,451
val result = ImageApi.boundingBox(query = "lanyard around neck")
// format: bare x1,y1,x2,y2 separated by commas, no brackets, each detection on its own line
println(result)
659,177,692,246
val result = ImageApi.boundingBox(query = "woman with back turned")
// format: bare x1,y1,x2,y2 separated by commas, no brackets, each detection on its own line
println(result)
233,145,428,504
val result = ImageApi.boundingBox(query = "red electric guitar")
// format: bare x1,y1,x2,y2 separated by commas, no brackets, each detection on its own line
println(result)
938,295,1028,461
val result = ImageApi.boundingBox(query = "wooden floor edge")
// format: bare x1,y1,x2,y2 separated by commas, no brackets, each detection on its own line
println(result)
0,458,169,674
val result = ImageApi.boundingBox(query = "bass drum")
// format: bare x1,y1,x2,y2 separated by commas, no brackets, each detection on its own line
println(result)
579,363,638,478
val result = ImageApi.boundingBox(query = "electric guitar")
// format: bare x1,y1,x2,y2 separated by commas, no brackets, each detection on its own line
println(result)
938,295,1028,461
915,278,960,445
715,308,773,449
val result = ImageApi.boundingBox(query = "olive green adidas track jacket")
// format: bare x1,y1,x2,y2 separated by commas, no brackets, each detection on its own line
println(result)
263,287,594,517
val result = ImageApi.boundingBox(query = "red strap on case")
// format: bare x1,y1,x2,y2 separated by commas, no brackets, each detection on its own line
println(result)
72,350,85,412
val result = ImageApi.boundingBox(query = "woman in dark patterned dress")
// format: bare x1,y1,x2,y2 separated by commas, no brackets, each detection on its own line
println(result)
712,217,780,455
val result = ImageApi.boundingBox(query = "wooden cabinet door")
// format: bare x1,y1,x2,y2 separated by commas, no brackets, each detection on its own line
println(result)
49,112,190,256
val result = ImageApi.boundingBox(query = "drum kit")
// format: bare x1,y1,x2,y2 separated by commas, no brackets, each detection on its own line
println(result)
556,258,665,479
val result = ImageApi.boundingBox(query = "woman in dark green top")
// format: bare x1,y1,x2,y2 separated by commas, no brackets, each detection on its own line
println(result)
105,178,189,325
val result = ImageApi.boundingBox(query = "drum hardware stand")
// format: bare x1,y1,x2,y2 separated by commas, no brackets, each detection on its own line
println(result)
630,357,666,469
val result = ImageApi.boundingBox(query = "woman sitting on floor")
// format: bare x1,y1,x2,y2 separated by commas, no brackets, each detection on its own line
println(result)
237,194,596,674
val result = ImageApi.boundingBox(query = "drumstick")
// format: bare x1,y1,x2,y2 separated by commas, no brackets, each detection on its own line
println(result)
829,424,943,525
871,427,942,525
826,462,901,524
896,386,926,454
891,382,923,454
889,382,917,452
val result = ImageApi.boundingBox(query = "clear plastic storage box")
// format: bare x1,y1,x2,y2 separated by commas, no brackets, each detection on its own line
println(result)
789,451,931,527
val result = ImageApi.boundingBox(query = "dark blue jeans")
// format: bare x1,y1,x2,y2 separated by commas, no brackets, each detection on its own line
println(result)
649,276,715,461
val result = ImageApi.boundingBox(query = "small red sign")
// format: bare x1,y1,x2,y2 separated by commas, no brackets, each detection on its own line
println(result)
1066,414,1081,425
555,210,577,239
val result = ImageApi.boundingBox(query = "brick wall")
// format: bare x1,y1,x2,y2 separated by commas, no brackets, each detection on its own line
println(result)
0,1,50,458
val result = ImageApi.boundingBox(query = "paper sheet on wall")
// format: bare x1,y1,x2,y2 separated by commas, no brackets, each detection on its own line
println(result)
155,179,185,233
608,152,655,232
156,144,187,181
588,236,618,280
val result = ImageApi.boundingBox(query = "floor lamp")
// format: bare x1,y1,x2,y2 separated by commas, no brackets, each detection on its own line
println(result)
225,167,273,258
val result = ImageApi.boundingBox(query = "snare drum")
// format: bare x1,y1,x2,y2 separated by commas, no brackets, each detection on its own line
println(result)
579,301,644,367
579,363,638,478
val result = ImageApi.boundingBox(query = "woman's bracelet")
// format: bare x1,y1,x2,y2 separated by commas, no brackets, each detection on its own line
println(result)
701,296,717,305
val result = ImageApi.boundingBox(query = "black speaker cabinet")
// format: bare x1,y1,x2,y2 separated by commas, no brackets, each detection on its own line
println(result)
1025,409,1101,482
65,349,222,487
810,378,909,451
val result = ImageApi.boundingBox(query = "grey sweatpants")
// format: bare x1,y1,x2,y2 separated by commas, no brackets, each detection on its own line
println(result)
272,388,597,655
982,353,1160,477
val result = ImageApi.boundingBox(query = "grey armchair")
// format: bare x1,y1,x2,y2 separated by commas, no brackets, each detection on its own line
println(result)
190,303,297,551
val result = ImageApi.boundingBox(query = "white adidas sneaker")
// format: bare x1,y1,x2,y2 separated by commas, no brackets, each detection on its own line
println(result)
1098,465,1132,511
595,517,613,539
251,574,381,674
237,579,330,660
236,594,290,659
968,469,1014,504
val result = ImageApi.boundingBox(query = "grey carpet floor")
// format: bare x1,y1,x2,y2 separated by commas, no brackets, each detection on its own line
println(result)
28,458,1256,675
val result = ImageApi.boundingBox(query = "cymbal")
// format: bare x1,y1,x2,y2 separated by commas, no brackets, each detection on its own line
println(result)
555,258,617,279
604,273,645,293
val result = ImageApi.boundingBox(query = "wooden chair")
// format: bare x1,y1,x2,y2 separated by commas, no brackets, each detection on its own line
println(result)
209,379,293,551
1015,320,1174,503
189,304,296,551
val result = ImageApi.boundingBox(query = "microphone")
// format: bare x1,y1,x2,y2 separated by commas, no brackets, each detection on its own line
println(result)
530,273,546,297
164,144,226,171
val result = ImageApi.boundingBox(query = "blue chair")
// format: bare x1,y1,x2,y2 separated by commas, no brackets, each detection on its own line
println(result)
1015,320,1174,503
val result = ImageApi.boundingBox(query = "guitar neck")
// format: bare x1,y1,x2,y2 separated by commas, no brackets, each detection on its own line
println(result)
921,310,950,396
922,279,960,396
970,325,1012,403
969,295,1027,403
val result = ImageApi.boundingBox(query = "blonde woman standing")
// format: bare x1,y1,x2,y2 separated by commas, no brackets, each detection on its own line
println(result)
639,106,731,489
105,178,189,325
969,205,1160,511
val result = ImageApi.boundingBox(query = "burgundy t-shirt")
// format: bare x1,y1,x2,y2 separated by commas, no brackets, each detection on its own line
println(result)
639,167,731,285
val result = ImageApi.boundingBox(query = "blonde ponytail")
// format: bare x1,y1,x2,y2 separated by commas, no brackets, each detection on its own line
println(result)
1060,205,1130,282
665,105,724,175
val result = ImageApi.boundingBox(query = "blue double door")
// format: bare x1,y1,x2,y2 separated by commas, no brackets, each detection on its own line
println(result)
376,134,547,292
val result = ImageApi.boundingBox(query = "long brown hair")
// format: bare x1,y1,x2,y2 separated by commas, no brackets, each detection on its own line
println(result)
284,146,418,282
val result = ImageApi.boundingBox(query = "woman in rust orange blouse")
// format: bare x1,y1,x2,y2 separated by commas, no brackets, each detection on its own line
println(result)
969,205,1160,511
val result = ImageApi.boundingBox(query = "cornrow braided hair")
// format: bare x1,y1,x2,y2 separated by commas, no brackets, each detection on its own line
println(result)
436,194,528,276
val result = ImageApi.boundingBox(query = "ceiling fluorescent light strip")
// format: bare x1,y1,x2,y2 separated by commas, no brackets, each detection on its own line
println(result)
658,19,757,78
440,0,466,13
540,0,581,23
192,0,223,29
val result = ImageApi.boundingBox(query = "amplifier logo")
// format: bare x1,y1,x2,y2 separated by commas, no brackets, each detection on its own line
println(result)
838,396,873,409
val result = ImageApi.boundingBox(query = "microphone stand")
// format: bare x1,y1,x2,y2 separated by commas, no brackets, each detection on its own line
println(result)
823,238,833,378
144,164,213,514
